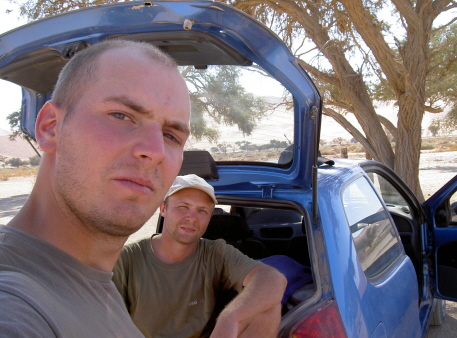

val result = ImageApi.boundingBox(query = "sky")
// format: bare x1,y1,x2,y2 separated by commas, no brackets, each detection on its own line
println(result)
0,1,453,138
0,1,27,131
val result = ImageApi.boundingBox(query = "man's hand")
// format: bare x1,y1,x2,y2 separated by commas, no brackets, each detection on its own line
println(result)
210,264,287,338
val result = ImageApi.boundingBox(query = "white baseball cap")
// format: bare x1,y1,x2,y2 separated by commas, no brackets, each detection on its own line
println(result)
164,174,217,204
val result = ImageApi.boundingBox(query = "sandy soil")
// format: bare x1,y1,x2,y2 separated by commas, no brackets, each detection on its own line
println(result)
0,151,456,336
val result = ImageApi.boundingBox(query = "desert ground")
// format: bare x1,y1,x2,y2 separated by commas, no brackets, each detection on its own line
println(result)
0,151,456,336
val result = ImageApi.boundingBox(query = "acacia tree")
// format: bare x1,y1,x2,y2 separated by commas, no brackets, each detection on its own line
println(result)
227,0,457,200
183,65,269,143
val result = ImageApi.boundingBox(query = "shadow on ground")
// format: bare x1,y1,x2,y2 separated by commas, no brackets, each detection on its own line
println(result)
420,166,457,172
425,302,457,338
0,194,29,220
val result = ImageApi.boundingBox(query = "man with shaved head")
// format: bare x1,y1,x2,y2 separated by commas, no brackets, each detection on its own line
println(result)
0,39,190,336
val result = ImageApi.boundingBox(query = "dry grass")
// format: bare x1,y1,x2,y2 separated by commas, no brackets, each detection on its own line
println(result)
0,167,38,181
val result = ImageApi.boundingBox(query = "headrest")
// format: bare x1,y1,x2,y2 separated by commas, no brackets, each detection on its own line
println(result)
179,151,219,180
203,214,250,241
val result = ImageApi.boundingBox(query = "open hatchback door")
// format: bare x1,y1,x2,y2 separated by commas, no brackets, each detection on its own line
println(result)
0,0,322,197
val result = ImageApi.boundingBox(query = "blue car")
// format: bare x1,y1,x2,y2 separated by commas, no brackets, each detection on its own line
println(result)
1,1,456,337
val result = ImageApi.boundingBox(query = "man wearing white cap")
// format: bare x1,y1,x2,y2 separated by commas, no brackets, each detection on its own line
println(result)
113,174,287,338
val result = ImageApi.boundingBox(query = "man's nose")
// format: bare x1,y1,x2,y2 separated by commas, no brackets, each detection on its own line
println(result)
132,123,166,164
185,209,198,222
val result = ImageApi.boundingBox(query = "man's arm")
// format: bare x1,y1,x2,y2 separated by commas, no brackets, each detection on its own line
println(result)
210,264,287,338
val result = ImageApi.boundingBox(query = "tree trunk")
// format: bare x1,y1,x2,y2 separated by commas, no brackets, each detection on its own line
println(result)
341,147,348,158
393,2,435,202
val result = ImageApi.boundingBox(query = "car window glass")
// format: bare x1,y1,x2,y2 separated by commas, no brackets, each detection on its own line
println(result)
367,172,411,212
343,177,403,278
450,191,457,224
180,64,294,165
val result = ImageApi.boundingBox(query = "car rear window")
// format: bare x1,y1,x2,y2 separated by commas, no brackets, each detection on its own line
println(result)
342,176,403,278
181,64,294,165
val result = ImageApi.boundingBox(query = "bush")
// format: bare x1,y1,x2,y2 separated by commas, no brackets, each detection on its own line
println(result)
348,143,365,153
320,146,337,156
421,142,435,150
29,155,41,167
7,158,27,167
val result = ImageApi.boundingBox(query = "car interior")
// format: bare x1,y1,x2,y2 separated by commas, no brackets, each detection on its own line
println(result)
157,150,316,315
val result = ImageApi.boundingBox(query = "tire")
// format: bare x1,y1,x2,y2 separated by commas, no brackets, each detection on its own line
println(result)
430,299,446,326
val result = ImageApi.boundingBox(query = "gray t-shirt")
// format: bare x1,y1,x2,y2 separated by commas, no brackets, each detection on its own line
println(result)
0,225,144,337
113,236,262,338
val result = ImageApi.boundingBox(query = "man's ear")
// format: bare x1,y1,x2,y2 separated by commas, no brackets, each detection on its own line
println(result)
159,201,166,217
35,101,63,153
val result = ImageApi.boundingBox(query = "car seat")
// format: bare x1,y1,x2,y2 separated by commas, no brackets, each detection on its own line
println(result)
203,214,270,259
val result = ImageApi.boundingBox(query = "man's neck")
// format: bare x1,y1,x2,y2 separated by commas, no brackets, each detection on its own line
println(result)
8,185,127,272
150,234,197,264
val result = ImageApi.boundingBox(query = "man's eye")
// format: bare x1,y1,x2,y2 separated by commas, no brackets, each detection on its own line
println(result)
111,112,132,121
164,133,181,145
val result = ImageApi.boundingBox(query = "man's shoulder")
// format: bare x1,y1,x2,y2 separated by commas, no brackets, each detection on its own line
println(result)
0,266,53,324
122,237,151,253
197,238,252,261
116,237,152,269
0,273,56,337
198,238,227,252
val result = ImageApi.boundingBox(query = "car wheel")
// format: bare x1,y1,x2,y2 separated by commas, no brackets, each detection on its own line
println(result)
430,299,446,326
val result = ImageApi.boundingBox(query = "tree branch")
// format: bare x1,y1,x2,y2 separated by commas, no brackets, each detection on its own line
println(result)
322,107,379,159
297,59,339,86
390,0,421,27
338,0,407,94
377,114,398,140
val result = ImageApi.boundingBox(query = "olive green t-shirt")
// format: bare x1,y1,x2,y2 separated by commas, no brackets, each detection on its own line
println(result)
113,236,261,338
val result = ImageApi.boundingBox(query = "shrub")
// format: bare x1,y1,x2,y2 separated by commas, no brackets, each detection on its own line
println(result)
348,143,365,153
7,158,26,167
29,155,41,167
421,142,435,150
320,146,337,156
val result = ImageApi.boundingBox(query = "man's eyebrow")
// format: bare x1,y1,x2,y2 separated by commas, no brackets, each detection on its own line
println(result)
166,120,190,136
105,95,149,115
104,95,190,136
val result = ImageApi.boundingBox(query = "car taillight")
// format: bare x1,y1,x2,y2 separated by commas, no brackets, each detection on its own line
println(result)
290,299,347,338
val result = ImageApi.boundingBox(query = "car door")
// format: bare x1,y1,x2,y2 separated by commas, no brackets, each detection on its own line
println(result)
360,161,439,334
423,175,457,301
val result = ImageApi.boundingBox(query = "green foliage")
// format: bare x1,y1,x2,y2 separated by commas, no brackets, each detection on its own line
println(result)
348,143,365,153
186,66,269,143
428,119,441,137
217,142,232,154
442,105,457,133
28,155,41,166
421,142,435,150
269,139,288,150
426,23,457,110
7,157,27,167
6,111,24,141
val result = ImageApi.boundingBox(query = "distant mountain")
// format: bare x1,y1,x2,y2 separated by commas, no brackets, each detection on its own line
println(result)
0,131,40,159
